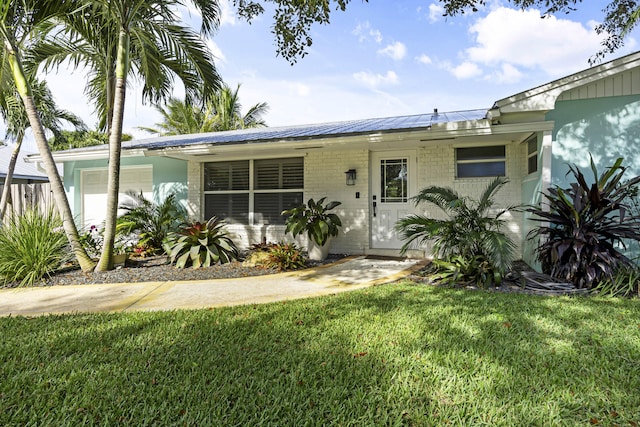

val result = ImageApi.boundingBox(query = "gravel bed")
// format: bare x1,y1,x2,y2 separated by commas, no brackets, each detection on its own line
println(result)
2,254,347,288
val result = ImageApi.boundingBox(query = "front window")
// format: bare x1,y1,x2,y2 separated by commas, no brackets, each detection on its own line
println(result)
456,145,506,178
204,158,303,225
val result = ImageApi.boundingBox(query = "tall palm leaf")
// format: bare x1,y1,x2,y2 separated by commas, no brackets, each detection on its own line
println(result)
141,84,269,136
34,0,222,270
0,0,95,271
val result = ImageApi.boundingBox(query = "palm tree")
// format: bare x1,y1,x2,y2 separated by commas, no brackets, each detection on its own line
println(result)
36,0,222,270
0,0,95,272
0,78,86,221
395,177,518,284
140,84,269,136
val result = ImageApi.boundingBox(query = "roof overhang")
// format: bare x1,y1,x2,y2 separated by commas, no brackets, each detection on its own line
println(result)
491,51,640,116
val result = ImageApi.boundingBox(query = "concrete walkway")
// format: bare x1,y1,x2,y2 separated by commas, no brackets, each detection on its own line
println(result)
0,256,425,317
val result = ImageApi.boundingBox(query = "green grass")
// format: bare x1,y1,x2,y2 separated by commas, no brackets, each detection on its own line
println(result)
2,283,640,426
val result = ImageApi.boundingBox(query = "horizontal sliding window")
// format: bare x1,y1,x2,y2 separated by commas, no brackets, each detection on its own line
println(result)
204,158,303,225
456,145,506,178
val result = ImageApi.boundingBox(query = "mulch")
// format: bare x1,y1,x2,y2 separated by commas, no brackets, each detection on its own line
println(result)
1,253,346,288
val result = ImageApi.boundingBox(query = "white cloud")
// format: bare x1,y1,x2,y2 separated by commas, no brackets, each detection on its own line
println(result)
416,54,432,65
465,7,608,77
450,61,482,79
290,82,310,97
206,39,226,63
377,42,407,60
428,3,444,23
352,21,383,44
353,70,399,88
219,0,238,26
494,63,523,84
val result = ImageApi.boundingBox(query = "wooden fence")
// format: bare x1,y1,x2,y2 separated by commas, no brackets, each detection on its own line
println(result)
0,182,55,218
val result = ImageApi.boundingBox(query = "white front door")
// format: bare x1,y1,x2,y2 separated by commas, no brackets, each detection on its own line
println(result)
370,151,416,249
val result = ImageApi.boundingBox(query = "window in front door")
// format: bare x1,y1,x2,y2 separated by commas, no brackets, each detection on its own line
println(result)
380,158,408,203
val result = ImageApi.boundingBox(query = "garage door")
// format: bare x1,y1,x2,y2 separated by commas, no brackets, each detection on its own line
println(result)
81,166,153,227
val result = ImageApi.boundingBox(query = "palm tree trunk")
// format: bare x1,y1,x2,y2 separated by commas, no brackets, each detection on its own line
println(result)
96,29,129,271
4,39,95,272
0,133,23,222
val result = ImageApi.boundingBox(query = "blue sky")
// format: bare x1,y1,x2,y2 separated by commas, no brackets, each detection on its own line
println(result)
13,0,640,149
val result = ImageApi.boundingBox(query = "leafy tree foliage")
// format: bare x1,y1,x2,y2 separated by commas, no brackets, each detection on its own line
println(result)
48,130,132,151
232,0,367,63
438,0,640,62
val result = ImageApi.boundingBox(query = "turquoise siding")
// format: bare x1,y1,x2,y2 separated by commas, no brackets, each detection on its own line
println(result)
64,156,188,224
546,95,640,187
545,95,640,262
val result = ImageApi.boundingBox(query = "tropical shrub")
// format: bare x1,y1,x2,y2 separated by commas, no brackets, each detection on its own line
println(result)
427,255,503,288
168,217,238,268
0,209,71,286
264,242,307,271
80,224,133,258
395,177,518,287
282,197,342,246
80,224,103,259
528,157,640,289
116,191,188,255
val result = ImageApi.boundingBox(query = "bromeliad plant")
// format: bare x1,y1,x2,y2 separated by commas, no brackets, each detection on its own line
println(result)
282,197,342,246
168,217,238,269
528,157,640,289
395,177,518,287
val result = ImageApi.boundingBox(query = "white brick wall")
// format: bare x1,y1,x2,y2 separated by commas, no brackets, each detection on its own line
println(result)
305,149,369,254
414,142,525,258
186,161,201,220
185,142,526,258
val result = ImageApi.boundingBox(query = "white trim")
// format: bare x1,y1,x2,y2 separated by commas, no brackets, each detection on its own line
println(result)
541,130,553,212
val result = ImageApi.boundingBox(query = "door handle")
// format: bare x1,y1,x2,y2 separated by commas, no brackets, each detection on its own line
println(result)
372,195,377,218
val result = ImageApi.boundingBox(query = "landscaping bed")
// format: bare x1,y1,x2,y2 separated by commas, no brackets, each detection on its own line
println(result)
1,253,347,288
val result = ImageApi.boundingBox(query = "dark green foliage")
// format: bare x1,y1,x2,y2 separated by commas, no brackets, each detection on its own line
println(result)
116,192,188,255
428,255,504,287
0,209,70,286
528,157,640,289
395,177,517,287
48,130,132,151
265,242,307,271
79,224,103,259
283,197,342,246
168,217,238,269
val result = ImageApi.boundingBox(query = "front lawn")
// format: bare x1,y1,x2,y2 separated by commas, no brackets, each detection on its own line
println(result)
2,283,639,426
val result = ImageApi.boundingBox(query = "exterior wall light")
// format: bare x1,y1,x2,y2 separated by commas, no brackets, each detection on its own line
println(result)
345,169,356,186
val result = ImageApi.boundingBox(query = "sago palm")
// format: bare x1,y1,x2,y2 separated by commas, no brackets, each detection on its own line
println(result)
116,191,188,255
396,177,518,283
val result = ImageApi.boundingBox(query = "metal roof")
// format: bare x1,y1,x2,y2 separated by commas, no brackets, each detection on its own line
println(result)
0,145,48,182
56,109,489,155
